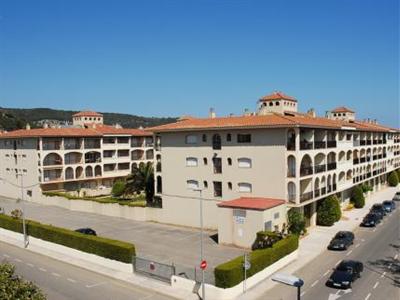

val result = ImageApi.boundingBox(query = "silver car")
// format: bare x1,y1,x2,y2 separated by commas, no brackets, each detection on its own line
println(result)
393,192,400,201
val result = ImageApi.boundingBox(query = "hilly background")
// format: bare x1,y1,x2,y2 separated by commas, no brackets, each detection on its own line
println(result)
0,107,177,131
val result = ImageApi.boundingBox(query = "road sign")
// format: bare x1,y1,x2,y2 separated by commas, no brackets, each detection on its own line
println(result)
200,260,207,270
244,261,251,270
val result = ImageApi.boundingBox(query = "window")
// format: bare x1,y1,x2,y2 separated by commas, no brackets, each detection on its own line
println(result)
275,101,280,106
186,157,198,167
227,158,232,165
203,181,208,189
185,135,198,144
27,190,32,197
213,157,222,173
203,157,208,165
202,134,207,142
212,134,221,150
228,182,232,190
274,212,280,219
226,134,232,142
264,221,272,231
238,182,252,193
238,158,252,168
269,102,273,106
213,181,222,197
346,134,352,141
237,134,251,143
187,180,199,190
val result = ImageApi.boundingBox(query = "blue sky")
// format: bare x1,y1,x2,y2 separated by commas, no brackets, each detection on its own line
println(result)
0,0,398,126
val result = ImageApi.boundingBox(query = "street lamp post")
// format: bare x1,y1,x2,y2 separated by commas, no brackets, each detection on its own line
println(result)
272,273,304,300
191,187,205,300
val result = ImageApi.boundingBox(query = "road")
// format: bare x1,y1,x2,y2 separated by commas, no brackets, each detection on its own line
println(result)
259,206,399,300
0,241,176,300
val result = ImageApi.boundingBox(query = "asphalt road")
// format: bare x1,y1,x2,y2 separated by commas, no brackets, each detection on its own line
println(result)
0,241,176,300
259,206,400,300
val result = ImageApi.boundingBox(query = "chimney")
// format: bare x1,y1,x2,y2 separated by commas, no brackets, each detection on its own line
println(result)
209,108,216,119
114,123,122,129
25,123,31,130
243,108,251,116
307,108,316,118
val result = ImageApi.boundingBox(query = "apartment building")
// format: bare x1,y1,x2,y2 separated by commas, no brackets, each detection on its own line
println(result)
0,111,154,200
150,92,400,238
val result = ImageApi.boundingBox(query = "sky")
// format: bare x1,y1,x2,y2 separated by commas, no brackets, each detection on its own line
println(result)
0,0,398,127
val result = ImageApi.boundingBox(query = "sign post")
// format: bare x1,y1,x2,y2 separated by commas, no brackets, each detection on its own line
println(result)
243,253,251,293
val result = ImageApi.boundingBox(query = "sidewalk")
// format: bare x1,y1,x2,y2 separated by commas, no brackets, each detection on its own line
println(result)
237,185,399,300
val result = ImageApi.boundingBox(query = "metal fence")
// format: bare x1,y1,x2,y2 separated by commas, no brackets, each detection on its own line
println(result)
133,256,176,282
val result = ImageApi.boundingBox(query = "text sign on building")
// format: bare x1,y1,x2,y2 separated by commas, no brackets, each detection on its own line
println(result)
233,209,246,224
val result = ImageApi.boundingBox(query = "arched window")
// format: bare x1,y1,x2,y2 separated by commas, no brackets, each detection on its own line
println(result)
287,182,296,202
212,134,221,150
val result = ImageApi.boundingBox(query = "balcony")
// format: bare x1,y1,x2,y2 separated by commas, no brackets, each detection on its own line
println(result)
327,162,337,171
300,141,313,150
156,162,162,172
353,158,359,165
314,141,326,149
300,166,313,177
42,142,61,151
321,187,327,195
314,164,326,174
288,193,296,203
360,157,366,164
360,140,366,146
314,189,320,198
327,140,337,148
300,191,313,203
366,140,372,145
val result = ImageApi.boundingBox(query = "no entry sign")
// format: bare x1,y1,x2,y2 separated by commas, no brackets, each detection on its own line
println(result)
200,260,207,270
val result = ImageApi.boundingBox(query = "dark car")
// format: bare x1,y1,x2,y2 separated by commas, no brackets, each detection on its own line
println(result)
327,260,363,289
75,228,97,236
328,231,354,250
382,200,395,213
360,213,380,227
370,204,387,217
393,191,400,201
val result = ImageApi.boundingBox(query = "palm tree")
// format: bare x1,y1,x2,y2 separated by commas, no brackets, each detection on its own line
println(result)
125,162,154,201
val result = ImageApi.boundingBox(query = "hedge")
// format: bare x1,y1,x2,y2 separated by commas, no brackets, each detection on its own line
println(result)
0,214,135,263
350,185,365,208
215,235,299,288
388,171,399,187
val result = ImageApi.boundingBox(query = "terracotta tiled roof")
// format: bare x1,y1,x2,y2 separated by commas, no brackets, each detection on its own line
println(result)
217,197,286,211
331,106,354,113
72,111,103,117
259,91,297,102
0,125,152,139
148,112,397,133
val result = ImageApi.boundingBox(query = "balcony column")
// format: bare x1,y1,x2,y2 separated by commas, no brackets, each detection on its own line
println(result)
310,201,317,227
61,138,64,150
294,128,300,152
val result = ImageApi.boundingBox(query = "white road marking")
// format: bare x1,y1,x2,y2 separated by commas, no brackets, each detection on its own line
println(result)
311,280,319,287
14,258,22,262
361,238,365,242
394,254,398,260
373,281,379,289
67,278,76,283
26,263,34,267
346,250,353,256
323,270,330,276
381,272,386,278
85,282,107,288
365,292,371,300
355,243,360,248
335,260,341,266
300,291,306,297
51,272,61,277
3,254,10,258
39,267,47,272
372,228,377,232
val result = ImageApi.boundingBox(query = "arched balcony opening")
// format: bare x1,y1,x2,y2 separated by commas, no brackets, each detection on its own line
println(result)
314,153,326,173
131,149,144,161
327,174,332,193
332,174,337,191
353,150,359,164
360,149,366,163
131,163,138,173
287,182,296,203
146,149,154,160
346,150,352,161
76,166,84,179
339,171,345,184
156,176,162,194
320,176,327,195
156,154,162,172
300,154,313,177
327,152,337,170
94,165,102,177
85,151,101,164
338,151,345,164
314,177,320,197
287,155,296,177
65,167,74,180
287,129,296,150
85,166,93,178
346,170,352,181
65,152,82,165
212,134,222,150
43,153,63,166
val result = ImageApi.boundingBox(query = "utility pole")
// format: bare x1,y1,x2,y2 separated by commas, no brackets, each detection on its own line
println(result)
17,173,28,248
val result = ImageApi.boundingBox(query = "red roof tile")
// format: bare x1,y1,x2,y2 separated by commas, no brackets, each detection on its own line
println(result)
72,111,103,117
331,106,354,113
259,91,297,102
217,197,286,211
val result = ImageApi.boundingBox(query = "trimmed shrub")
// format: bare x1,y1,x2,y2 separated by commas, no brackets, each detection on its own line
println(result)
388,171,399,187
361,183,373,193
317,195,341,226
251,231,281,250
215,235,299,288
112,180,126,197
351,185,365,208
0,214,135,263
288,209,306,235
397,169,400,180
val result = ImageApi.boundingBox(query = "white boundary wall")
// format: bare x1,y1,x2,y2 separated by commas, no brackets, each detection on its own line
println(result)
171,249,299,300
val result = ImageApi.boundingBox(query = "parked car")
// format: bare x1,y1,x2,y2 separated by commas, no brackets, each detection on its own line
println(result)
327,260,363,289
328,231,354,250
370,204,387,217
382,200,396,213
393,191,400,201
360,213,381,227
75,228,97,236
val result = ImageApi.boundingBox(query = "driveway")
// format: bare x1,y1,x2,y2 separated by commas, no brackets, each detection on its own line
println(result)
0,196,245,283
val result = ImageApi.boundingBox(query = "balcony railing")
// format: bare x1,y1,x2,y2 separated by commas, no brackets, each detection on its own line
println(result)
288,193,296,202
360,157,366,163
314,164,326,174
300,141,313,150
327,162,337,170
353,158,359,165
360,140,366,146
300,166,313,177
287,168,296,177
287,142,296,151
314,189,320,198
366,140,372,145
314,141,326,149
321,187,326,195
300,191,313,203
327,141,337,148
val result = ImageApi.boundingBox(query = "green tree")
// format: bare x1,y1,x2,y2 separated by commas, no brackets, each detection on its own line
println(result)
0,263,46,300
350,185,365,208
287,209,306,235
111,180,126,197
317,195,341,226
125,163,154,201
388,171,399,187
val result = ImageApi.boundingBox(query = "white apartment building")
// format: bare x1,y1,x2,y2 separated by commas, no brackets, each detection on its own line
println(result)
0,111,154,199
150,92,400,242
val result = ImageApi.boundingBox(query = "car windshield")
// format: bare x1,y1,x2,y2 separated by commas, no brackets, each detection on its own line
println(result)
372,205,382,210
337,264,352,272
383,201,390,205
335,233,345,238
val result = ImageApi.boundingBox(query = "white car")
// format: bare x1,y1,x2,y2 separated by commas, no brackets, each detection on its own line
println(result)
393,192,400,201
